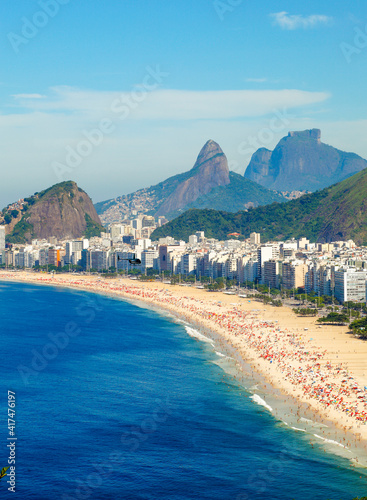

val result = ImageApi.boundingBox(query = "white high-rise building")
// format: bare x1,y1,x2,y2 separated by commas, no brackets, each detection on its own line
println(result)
110,224,124,240
257,245,274,283
189,235,198,246
250,232,260,245
141,250,159,270
182,254,197,275
0,226,5,251
334,268,367,303
65,240,84,264
241,258,259,283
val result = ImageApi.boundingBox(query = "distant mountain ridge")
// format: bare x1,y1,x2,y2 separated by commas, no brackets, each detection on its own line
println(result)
4,181,103,243
96,140,286,223
151,167,367,245
244,129,367,192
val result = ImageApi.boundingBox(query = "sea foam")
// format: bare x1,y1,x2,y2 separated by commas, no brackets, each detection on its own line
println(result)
185,326,215,345
313,434,351,450
250,394,273,412
215,351,226,357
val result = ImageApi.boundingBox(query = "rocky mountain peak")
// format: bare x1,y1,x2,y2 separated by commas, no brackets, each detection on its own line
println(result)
288,128,321,142
193,139,225,168
244,129,367,192
156,140,230,215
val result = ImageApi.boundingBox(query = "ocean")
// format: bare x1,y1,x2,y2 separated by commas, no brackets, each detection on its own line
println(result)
0,281,366,500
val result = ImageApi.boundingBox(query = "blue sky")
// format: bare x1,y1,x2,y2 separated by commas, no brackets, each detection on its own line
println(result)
1,0,367,206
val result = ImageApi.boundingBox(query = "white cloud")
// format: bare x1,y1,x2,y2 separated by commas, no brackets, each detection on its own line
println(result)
11,87,330,120
270,12,332,30
11,93,46,99
0,86,335,206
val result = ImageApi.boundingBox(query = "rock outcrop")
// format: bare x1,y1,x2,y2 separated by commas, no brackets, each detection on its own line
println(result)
6,181,103,243
155,140,230,215
244,129,367,192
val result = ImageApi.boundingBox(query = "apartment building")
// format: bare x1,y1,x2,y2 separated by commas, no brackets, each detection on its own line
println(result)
334,268,367,303
282,261,308,290
263,260,280,289
0,226,5,251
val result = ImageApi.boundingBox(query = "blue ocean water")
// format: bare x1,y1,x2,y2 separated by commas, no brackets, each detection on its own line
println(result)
0,281,366,500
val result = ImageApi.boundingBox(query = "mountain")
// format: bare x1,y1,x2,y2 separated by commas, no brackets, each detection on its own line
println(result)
156,139,230,215
244,129,367,192
151,167,367,245
3,181,103,243
96,140,286,223
168,171,285,218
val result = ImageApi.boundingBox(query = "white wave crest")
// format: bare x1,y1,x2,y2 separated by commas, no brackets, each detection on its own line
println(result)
250,394,273,412
300,417,314,424
185,326,214,345
313,434,350,450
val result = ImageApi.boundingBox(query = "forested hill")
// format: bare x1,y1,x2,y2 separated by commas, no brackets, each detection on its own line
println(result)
151,167,367,244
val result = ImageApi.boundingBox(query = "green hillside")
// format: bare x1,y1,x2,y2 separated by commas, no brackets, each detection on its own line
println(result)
151,168,367,244
166,171,285,219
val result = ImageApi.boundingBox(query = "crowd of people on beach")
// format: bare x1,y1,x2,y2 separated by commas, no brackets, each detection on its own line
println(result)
5,273,367,438
28,274,367,428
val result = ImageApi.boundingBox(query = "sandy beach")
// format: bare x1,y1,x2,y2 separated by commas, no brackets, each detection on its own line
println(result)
3,270,367,465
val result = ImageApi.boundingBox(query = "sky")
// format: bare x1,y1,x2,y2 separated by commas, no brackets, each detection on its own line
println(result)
1,0,367,206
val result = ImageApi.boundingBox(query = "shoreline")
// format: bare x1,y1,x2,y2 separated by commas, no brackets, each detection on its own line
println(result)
3,270,367,466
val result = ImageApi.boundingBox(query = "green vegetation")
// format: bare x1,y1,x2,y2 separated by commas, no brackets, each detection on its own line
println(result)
24,197,36,205
168,172,286,218
293,308,318,316
349,317,367,339
6,218,34,244
36,180,76,200
317,312,348,325
151,167,367,244
205,278,226,291
2,207,22,226
343,301,367,314
84,214,104,238
34,264,83,273
152,208,242,241
253,294,282,306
